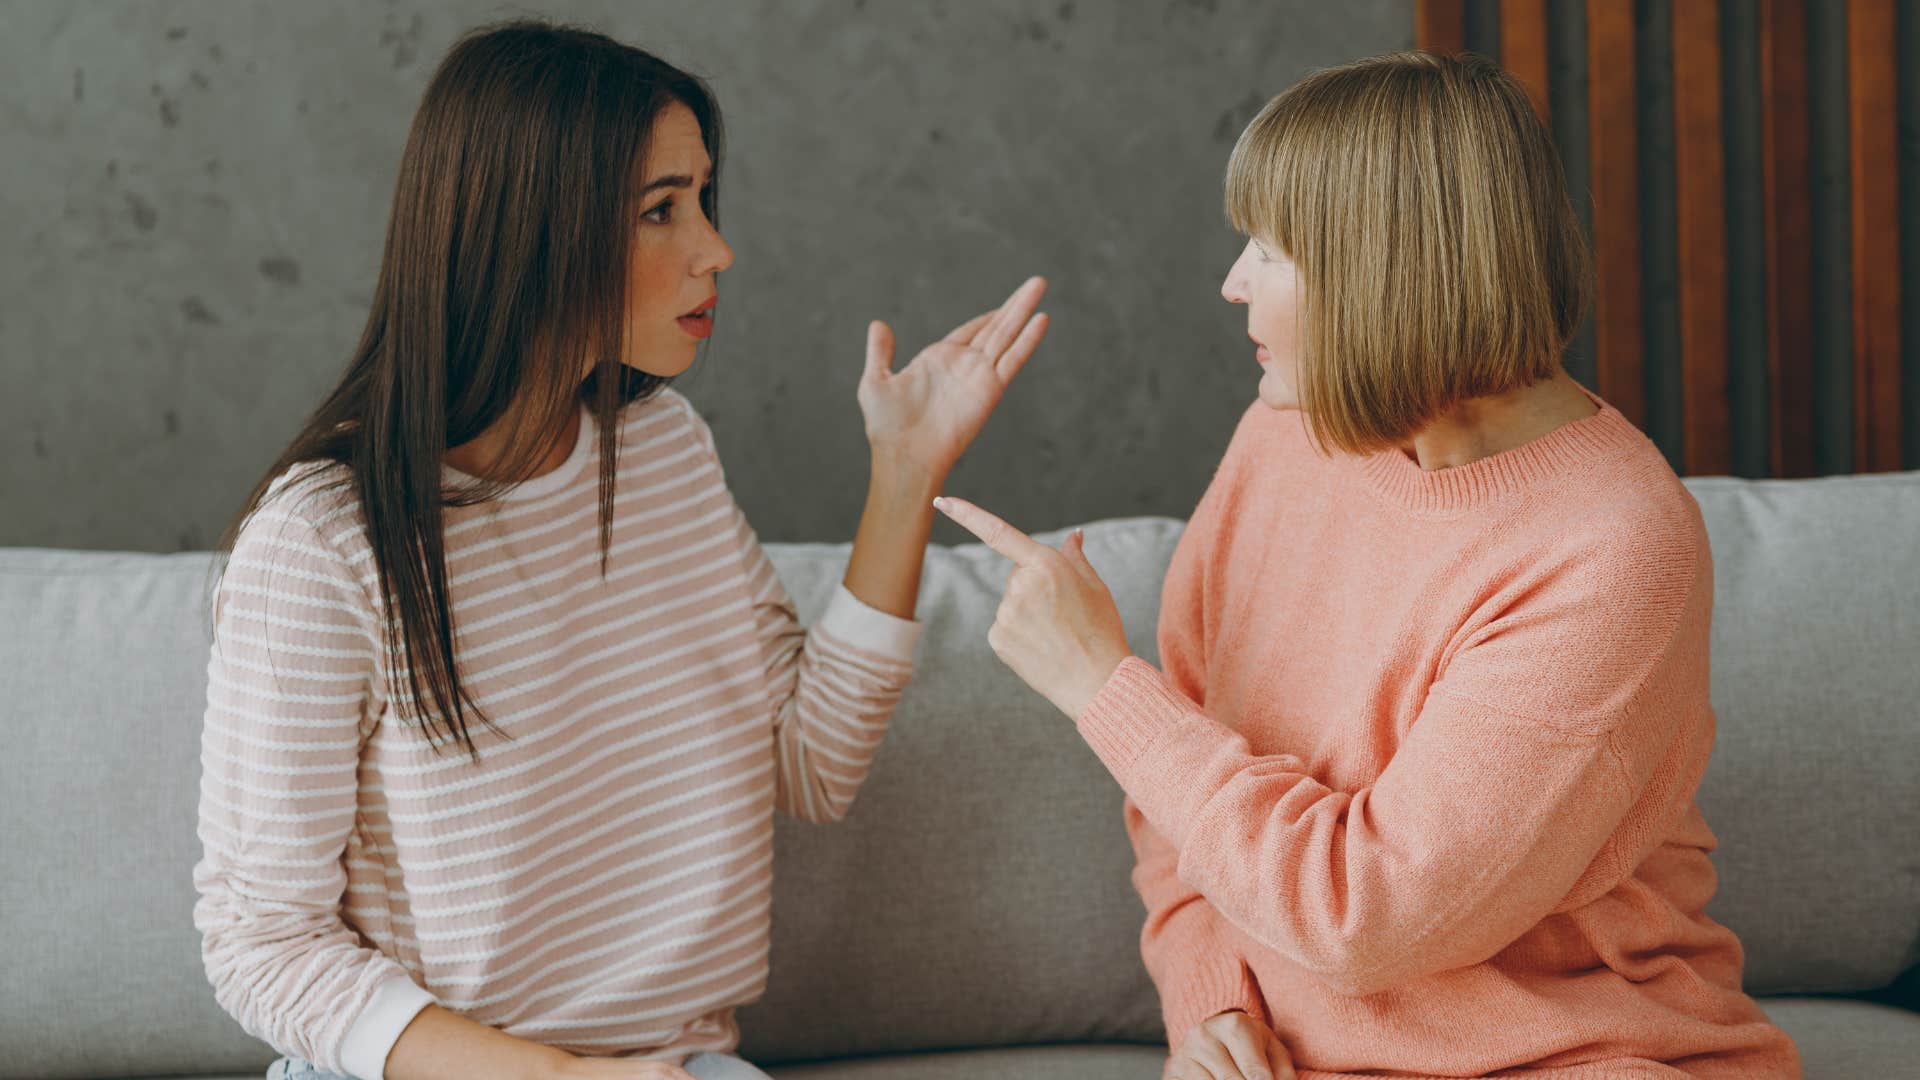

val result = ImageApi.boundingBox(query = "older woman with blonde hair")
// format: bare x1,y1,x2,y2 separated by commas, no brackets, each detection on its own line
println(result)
939,51,1801,1079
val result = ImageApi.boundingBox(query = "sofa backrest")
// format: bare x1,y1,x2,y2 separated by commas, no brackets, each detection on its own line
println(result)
1679,474,1920,996
2,472,1916,1075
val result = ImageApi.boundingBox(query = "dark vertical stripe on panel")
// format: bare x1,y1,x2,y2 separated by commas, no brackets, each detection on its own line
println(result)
1589,0,1647,427
1549,0,1598,389
1807,0,1854,474
1639,0,1684,469
1723,0,1770,478
1760,0,1818,477
1674,0,1732,475
1466,0,1502,57
1900,0,1920,470
1848,0,1903,472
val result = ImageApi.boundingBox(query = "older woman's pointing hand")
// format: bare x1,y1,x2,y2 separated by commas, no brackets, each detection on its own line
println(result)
932,496,1135,719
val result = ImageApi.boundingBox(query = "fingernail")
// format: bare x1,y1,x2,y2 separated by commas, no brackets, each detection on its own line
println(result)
932,497,948,512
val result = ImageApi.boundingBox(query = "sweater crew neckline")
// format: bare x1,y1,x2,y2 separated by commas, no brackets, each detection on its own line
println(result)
441,403,597,502
1355,382,1645,514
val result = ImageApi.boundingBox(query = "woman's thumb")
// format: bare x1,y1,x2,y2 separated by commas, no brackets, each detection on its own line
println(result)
1267,1031,1298,1080
1063,527,1090,566
864,320,894,381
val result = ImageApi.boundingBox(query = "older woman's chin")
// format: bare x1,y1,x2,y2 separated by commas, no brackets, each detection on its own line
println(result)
1256,372,1298,411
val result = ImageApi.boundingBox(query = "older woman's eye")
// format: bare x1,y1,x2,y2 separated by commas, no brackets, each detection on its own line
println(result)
643,198,673,224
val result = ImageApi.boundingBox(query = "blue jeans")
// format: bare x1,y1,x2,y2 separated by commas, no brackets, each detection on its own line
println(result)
268,1051,773,1079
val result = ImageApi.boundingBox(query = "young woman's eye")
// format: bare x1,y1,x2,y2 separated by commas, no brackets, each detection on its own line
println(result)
644,186,713,226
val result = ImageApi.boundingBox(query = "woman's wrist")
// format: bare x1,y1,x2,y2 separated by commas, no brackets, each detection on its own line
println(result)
384,1003,578,1080
841,447,942,622
534,1046,578,1080
865,444,947,504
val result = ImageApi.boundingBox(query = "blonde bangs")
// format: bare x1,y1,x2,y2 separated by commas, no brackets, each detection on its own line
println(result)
1222,97,1289,248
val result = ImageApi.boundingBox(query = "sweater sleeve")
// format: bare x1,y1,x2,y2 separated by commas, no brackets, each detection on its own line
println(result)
1078,517,1708,999
1128,800,1272,1048
679,397,923,824
1127,425,1269,1047
192,492,435,1077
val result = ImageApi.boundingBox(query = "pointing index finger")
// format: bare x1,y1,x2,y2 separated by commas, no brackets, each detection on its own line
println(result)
933,496,1051,567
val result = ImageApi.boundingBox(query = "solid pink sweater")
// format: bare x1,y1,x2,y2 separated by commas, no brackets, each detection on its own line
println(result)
194,390,920,1077
1077,386,1801,1079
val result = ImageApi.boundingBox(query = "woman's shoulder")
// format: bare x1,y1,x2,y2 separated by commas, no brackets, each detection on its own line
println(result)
1491,443,1712,652
1554,436,1708,566
243,459,374,571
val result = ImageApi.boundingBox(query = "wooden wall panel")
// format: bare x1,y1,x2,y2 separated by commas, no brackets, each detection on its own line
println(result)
1847,0,1904,473
1500,0,1552,126
1408,0,1908,476
1761,0,1818,477
1417,0,1468,55
1673,0,1732,475
1588,0,1646,426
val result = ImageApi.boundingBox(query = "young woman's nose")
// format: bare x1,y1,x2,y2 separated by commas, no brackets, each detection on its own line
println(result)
697,220,734,277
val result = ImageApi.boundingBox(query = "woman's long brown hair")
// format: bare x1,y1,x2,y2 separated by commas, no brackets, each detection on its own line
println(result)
212,19,724,759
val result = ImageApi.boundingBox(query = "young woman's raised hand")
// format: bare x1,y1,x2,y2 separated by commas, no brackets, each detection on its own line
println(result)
1164,1009,1297,1080
930,496,1132,719
858,276,1049,484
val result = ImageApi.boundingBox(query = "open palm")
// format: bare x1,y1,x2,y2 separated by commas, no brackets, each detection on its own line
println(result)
857,276,1049,482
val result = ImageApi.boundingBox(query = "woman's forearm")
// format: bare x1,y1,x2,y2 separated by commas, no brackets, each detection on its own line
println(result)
840,452,942,620
385,1005,571,1080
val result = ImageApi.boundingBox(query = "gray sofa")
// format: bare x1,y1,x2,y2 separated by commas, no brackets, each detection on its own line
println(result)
4,470,1918,1079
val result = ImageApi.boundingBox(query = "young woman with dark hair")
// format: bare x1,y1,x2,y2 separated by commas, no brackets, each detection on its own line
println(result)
192,20,1047,1080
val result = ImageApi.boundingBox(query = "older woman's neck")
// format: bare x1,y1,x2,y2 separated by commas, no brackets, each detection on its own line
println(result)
1397,368,1599,472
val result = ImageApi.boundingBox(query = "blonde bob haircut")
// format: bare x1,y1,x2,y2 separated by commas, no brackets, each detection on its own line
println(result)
1225,50,1593,456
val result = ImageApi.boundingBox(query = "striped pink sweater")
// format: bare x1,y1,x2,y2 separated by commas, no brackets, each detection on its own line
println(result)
193,390,921,1078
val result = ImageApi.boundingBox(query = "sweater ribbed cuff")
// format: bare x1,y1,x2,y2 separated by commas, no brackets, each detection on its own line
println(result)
819,583,924,662
339,975,435,1080
1166,959,1269,1052
1075,655,1196,782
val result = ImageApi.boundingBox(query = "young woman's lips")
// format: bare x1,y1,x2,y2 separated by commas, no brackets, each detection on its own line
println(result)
1255,345,1272,364
677,299,714,340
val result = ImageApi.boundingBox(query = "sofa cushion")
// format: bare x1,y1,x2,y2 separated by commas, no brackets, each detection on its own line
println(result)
1755,997,1920,1078
3,469,1917,1076
1685,474,1920,994
736,519,1178,1062
754,999,1920,1080
766,1042,1165,1079
0,550,275,1080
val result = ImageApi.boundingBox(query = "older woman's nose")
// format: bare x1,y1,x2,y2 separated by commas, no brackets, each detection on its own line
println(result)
1221,250,1251,304
1221,272,1247,305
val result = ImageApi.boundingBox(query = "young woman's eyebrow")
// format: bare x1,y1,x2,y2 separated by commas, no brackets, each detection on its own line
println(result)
638,168,712,195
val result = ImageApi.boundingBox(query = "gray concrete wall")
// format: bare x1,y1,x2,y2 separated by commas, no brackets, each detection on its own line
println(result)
2,0,1406,551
